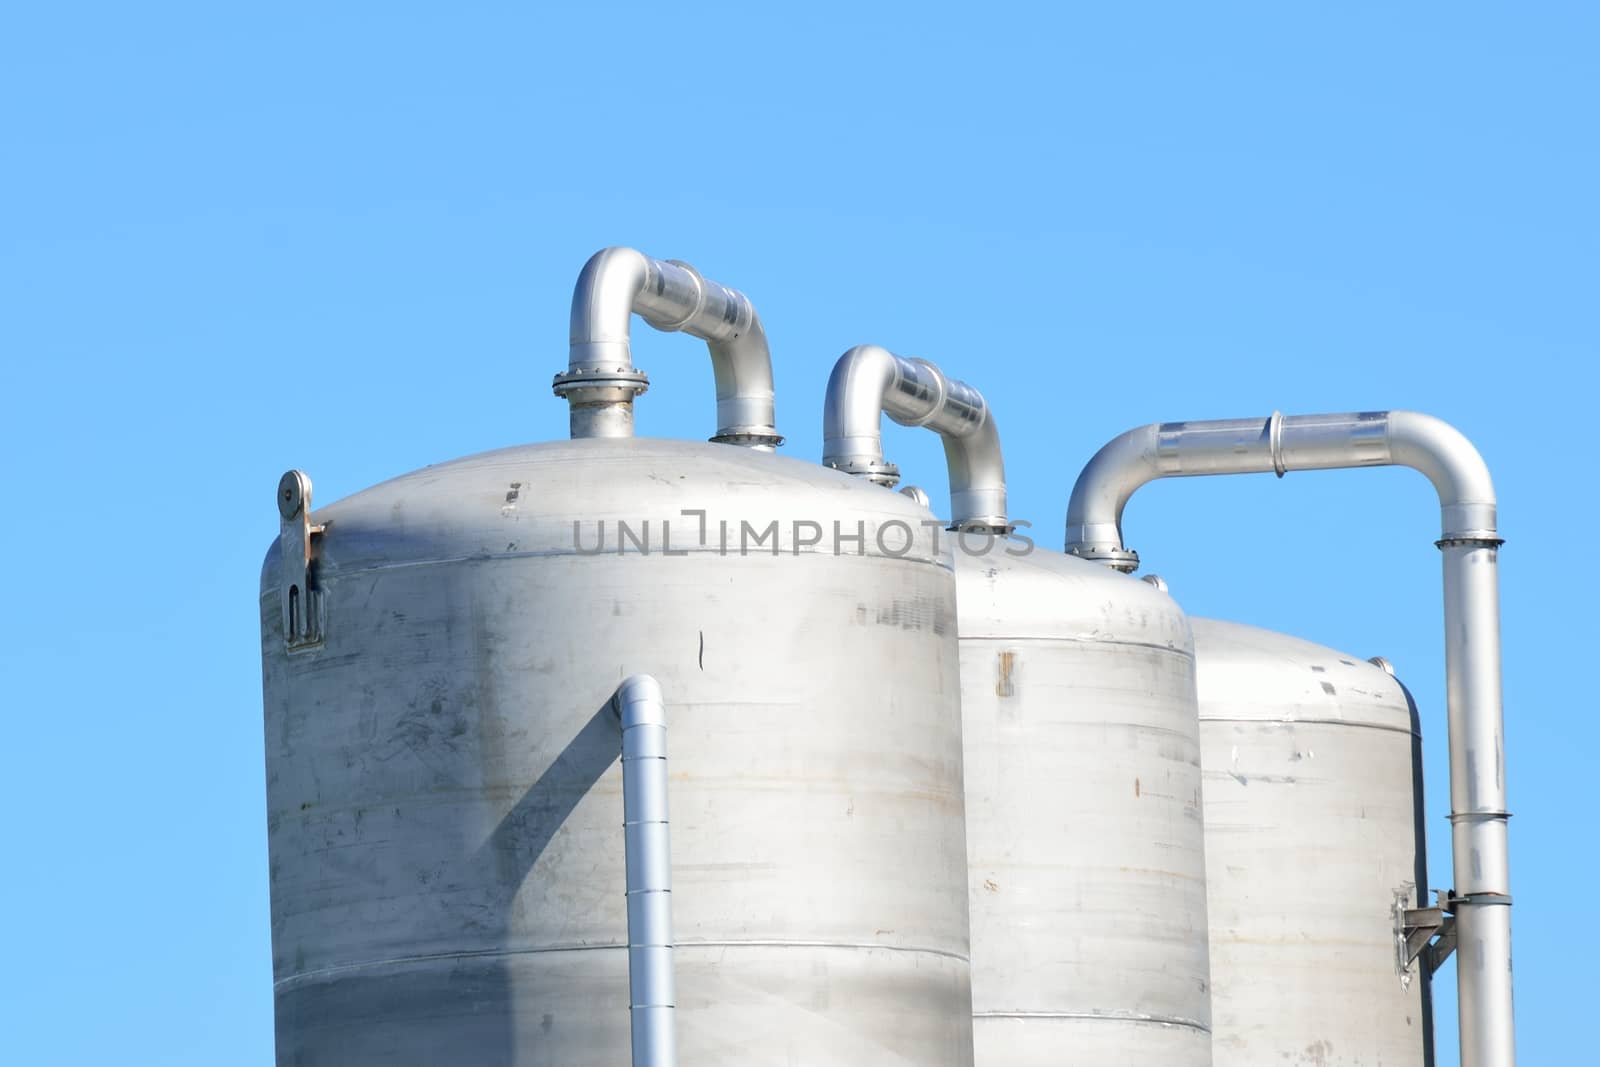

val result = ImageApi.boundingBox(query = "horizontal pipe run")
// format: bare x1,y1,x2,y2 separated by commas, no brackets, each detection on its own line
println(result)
554,247,782,448
821,345,1009,531
1064,411,1497,571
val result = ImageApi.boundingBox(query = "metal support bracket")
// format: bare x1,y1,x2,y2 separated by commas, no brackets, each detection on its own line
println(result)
1397,888,1464,977
278,469,326,651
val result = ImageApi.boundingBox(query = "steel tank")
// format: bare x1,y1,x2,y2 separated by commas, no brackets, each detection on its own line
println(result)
258,437,975,1065
1191,618,1432,1066
958,550,1212,1065
817,346,1213,1065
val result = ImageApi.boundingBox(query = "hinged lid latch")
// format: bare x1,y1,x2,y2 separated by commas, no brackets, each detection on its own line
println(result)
278,470,325,651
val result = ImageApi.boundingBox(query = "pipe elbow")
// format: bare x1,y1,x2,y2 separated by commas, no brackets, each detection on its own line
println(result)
555,248,781,448
945,406,1009,532
615,673,667,731
821,346,1009,530
568,246,651,371
702,309,781,449
1385,412,1499,542
1063,423,1162,571
822,345,903,486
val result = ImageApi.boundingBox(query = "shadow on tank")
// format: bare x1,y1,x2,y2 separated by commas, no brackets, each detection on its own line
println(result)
1400,679,1438,1067
274,700,623,1067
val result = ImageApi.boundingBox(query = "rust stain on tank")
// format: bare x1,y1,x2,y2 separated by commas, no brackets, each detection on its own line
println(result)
1135,777,1141,798
996,650,1017,697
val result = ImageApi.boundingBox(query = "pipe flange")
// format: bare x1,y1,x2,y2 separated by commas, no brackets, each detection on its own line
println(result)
950,518,1017,536
552,366,651,399
711,429,786,449
1066,543,1141,573
826,456,901,488
1435,534,1505,549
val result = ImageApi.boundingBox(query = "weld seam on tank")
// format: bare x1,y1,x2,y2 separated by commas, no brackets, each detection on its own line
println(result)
1064,410,1514,1067
975,1011,1211,1032
273,940,976,992
1201,715,1421,737
668,939,972,962
821,345,1010,532
555,247,783,448
964,634,1194,655
309,545,956,582
269,947,644,989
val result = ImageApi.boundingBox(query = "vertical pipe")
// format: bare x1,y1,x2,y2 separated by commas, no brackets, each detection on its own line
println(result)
615,674,678,1067
1442,542,1514,1067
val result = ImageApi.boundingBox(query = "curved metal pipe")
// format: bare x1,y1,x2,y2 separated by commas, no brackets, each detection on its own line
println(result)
1064,412,1496,569
1064,411,1513,1067
821,344,1008,531
613,674,678,1067
553,247,783,448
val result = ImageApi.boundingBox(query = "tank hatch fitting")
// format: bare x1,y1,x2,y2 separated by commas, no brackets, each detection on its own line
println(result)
277,469,325,651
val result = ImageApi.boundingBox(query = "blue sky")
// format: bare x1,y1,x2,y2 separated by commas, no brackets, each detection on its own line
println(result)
1,4,1593,1063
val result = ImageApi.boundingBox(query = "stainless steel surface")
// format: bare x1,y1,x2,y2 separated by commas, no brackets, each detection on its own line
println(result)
1441,539,1513,1067
614,675,677,1067
1192,619,1433,1066
957,549,1212,1066
821,345,1007,530
1064,410,1513,1067
259,438,973,1065
553,247,782,448
822,369,1210,1064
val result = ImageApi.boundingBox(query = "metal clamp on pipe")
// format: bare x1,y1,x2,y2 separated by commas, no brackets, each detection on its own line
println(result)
554,247,783,448
821,344,1010,532
1064,410,1514,1067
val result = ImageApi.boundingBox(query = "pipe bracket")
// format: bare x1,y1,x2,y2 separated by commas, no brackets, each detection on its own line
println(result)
1397,888,1464,978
